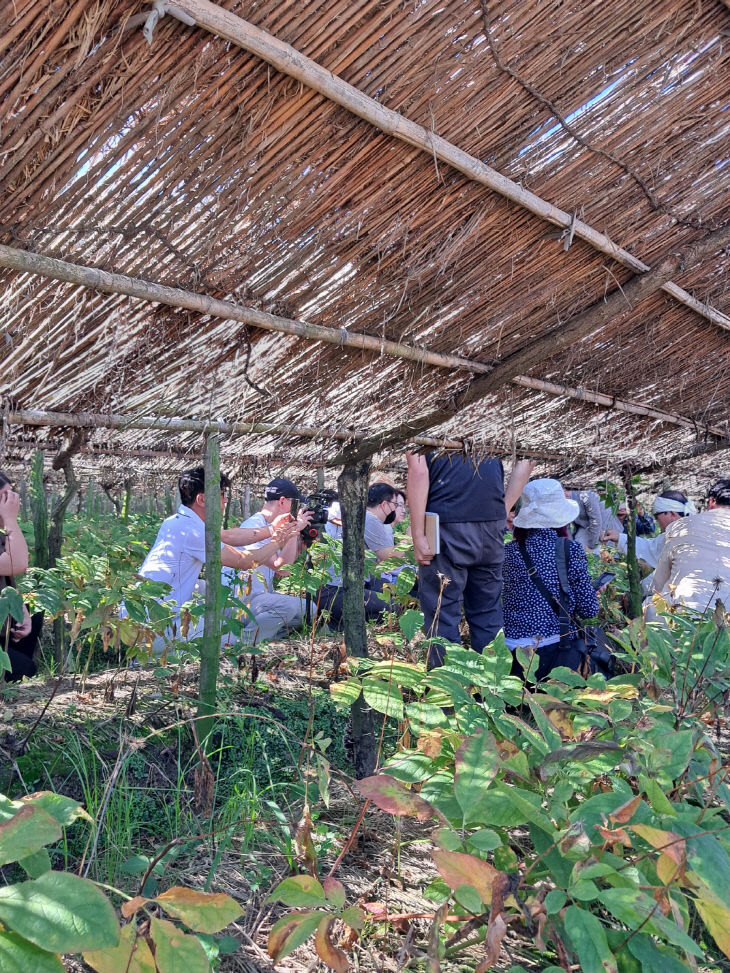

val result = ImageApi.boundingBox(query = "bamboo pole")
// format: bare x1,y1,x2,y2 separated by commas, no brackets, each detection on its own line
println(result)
198,433,223,746
0,244,491,375
3,243,728,446
331,220,730,466
163,0,730,334
512,377,728,441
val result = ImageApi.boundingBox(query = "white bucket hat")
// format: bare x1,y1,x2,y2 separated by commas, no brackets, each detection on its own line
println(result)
512,478,580,529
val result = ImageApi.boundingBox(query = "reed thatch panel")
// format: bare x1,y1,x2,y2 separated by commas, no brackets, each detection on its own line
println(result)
1,0,728,476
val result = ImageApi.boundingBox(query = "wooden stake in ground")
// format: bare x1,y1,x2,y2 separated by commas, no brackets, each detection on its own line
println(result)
29,450,48,570
198,433,223,746
621,466,643,619
338,458,377,779
48,432,83,665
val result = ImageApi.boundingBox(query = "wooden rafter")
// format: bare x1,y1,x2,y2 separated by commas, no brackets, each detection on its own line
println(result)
162,0,730,334
2,244,727,447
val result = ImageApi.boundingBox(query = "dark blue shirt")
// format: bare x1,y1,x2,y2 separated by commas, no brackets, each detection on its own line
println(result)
503,529,598,639
425,453,505,523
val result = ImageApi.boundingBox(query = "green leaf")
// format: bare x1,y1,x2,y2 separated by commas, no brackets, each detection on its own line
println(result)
20,791,90,826
329,678,362,707
0,871,119,953
356,775,435,821
398,609,424,642
544,889,566,914
598,888,702,957
453,729,500,820
0,929,64,973
149,918,210,973
454,883,483,915
638,773,675,815
384,752,435,783
362,676,403,719
84,923,157,973
528,699,563,751
267,875,328,908
626,933,696,972
0,806,61,867
18,848,52,879
368,659,424,689
466,829,501,853
154,887,242,933
268,911,323,962
563,905,618,973
1,587,24,624
341,905,365,930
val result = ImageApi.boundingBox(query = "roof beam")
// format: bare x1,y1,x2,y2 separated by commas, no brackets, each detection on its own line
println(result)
2,244,726,446
0,244,489,376
330,221,730,464
163,0,730,334
4,408,570,463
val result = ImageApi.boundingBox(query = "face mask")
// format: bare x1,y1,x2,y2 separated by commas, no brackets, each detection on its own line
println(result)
384,510,396,525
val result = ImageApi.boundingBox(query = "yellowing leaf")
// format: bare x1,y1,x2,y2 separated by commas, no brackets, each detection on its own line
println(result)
609,794,642,824
630,825,685,865
356,775,435,821
121,896,149,919
314,916,349,972
154,887,242,933
575,685,638,704
84,923,156,973
547,708,574,739
694,896,730,960
657,853,681,885
148,918,208,973
417,729,445,758
432,850,500,905
268,911,322,962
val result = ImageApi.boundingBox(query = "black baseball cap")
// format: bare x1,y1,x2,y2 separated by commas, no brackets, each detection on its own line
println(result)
264,477,305,501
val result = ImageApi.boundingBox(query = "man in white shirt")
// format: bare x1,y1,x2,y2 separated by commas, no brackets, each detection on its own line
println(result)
652,478,730,613
602,490,696,573
226,478,313,644
131,467,297,652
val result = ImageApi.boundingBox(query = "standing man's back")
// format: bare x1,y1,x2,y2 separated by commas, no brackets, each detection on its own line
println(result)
406,451,532,668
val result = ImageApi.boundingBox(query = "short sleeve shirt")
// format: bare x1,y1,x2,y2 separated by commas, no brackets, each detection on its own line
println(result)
364,512,393,554
137,505,207,609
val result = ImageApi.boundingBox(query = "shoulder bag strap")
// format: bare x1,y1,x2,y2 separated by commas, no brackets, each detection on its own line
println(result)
517,539,572,640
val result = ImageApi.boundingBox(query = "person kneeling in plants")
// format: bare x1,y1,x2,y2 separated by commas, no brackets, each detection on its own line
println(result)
123,466,300,655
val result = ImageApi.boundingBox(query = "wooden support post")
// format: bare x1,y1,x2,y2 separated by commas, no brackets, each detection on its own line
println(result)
121,478,132,524
243,484,250,520
621,467,643,619
317,467,325,492
18,480,28,522
85,480,95,517
338,458,376,779
198,433,223,747
29,450,48,570
164,485,173,516
48,433,82,665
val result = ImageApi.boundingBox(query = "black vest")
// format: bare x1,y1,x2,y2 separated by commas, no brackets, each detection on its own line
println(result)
425,453,505,523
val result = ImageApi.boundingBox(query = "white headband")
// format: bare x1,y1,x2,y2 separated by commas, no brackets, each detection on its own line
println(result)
653,497,697,516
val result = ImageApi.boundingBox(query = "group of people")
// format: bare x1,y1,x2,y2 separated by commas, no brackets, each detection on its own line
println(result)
1,456,729,683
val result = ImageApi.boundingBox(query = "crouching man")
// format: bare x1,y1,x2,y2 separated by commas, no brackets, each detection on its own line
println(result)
126,466,298,654
225,478,313,644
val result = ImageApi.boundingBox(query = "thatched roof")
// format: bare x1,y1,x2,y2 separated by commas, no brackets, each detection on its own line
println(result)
1,0,729,484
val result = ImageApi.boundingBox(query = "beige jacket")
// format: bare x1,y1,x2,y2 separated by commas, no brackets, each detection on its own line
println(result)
652,506,730,612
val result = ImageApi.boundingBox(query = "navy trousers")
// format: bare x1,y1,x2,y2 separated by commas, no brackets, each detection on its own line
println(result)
418,520,505,668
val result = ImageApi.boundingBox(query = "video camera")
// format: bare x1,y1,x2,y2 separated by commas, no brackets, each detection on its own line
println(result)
294,490,338,547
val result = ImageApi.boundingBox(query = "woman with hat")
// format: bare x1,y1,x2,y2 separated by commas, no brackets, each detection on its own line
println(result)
503,478,598,680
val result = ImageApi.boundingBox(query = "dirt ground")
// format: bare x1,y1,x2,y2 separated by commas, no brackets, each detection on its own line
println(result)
0,641,539,973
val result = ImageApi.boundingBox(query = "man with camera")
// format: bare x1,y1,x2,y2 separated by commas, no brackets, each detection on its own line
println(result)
227,477,313,644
